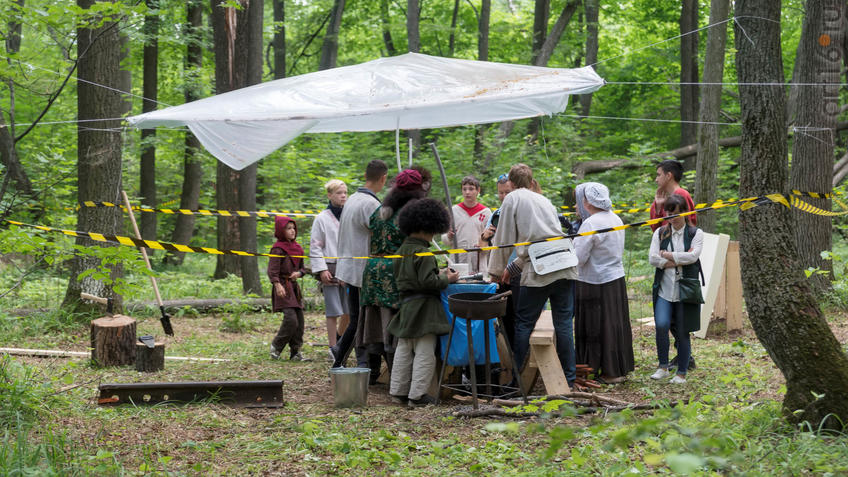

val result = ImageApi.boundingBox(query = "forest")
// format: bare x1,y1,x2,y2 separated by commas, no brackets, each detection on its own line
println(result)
1,0,848,474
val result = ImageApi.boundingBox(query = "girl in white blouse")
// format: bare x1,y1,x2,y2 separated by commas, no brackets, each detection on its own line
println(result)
648,194,704,384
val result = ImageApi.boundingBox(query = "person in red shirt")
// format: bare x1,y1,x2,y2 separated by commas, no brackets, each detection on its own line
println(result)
650,160,697,231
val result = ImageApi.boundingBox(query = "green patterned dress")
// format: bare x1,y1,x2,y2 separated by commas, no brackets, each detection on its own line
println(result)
360,206,405,309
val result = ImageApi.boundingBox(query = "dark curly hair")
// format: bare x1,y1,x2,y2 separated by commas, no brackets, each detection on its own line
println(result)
398,198,451,236
382,186,427,217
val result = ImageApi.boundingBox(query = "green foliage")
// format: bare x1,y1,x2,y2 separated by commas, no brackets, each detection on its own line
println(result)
0,356,50,426
218,302,257,333
539,400,848,475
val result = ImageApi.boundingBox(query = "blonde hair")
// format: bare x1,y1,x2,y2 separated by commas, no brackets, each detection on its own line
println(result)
324,179,346,194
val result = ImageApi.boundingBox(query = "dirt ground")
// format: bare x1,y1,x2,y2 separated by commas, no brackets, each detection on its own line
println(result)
7,306,847,475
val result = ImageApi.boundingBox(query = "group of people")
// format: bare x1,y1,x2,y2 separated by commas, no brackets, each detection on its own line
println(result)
266,157,705,406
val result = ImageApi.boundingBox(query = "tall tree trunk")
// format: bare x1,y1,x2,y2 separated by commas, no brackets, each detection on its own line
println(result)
319,0,345,70
579,0,599,116
381,0,397,56
407,0,420,53
0,114,29,201
273,0,286,79
680,0,699,149
210,0,264,296
448,0,460,57
530,0,550,65
164,0,204,266
63,0,126,311
485,0,577,167
211,1,241,280
140,0,159,243
789,0,843,290
405,0,421,159
239,0,263,294
526,0,580,142
735,0,848,430
1,0,34,199
693,0,729,233
471,0,491,163
477,0,490,61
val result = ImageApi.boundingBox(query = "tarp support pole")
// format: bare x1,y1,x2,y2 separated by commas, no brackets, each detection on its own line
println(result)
395,123,402,172
408,137,413,167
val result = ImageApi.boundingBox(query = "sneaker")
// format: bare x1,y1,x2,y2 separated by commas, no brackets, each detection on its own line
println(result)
327,348,336,362
290,353,312,362
270,345,281,360
650,368,671,380
390,395,409,405
669,374,687,384
670,355,697,371
407,394,436,408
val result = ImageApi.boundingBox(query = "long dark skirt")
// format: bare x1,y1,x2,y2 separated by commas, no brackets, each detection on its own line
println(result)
574,277,634,379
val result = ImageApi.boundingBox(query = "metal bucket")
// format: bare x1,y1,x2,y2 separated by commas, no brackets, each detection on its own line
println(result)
329,367,370,408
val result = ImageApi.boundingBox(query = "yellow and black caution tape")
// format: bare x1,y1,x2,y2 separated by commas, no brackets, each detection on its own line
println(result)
76,190,840,220
834,196,848,212
790,196,848,216
79,201,321,218
5,195,793,261
558,190,839,211
559,201,653,211
791,189,843,199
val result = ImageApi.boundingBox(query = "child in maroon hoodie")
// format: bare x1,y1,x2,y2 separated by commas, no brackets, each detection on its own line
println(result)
268,215,310,361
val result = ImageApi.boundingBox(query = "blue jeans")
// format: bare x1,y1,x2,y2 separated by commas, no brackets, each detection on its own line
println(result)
514,279,576,384
654,297,690,376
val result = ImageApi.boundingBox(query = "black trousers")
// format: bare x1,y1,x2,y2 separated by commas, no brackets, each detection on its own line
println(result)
332,285,367,368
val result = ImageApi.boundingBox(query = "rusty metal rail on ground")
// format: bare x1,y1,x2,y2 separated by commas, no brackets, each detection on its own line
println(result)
98,380,284,408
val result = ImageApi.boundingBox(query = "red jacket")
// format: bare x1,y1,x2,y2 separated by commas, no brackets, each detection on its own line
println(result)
649,187,697,231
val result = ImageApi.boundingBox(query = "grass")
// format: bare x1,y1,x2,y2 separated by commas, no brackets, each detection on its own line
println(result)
0,301,846,475
2,243,848,475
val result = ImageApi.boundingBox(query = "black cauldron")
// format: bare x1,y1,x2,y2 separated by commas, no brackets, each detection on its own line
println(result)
447,292,508,320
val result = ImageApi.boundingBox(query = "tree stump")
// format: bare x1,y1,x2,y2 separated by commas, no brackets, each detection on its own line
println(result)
135,342,165,372
90,315,136,366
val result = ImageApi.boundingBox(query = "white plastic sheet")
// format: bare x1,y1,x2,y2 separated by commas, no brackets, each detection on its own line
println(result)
127,53,604,170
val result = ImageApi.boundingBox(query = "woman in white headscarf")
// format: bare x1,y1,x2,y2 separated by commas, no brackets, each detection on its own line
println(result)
573,182,634,384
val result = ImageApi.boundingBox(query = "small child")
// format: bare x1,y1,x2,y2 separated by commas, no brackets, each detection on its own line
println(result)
268,215,311,362
388,198,458,407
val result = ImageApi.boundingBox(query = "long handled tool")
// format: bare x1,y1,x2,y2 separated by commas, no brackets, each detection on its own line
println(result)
121,190,174,336
430,142,457,249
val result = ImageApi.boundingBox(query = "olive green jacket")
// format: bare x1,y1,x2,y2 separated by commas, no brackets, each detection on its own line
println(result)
387,237,452,339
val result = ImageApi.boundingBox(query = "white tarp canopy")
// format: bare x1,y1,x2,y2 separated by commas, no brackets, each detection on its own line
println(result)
126,53,604,171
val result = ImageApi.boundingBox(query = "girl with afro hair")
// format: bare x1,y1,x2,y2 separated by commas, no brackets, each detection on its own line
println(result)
388,198,458,407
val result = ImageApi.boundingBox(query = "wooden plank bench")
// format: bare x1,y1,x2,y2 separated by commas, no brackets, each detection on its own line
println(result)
520,310,570,394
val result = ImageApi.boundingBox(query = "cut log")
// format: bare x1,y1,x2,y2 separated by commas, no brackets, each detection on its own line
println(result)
833,151,848,187
135,342,165,372
572,159,642,180
123,296,322,314
575,122,848,179
90,315,136,367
